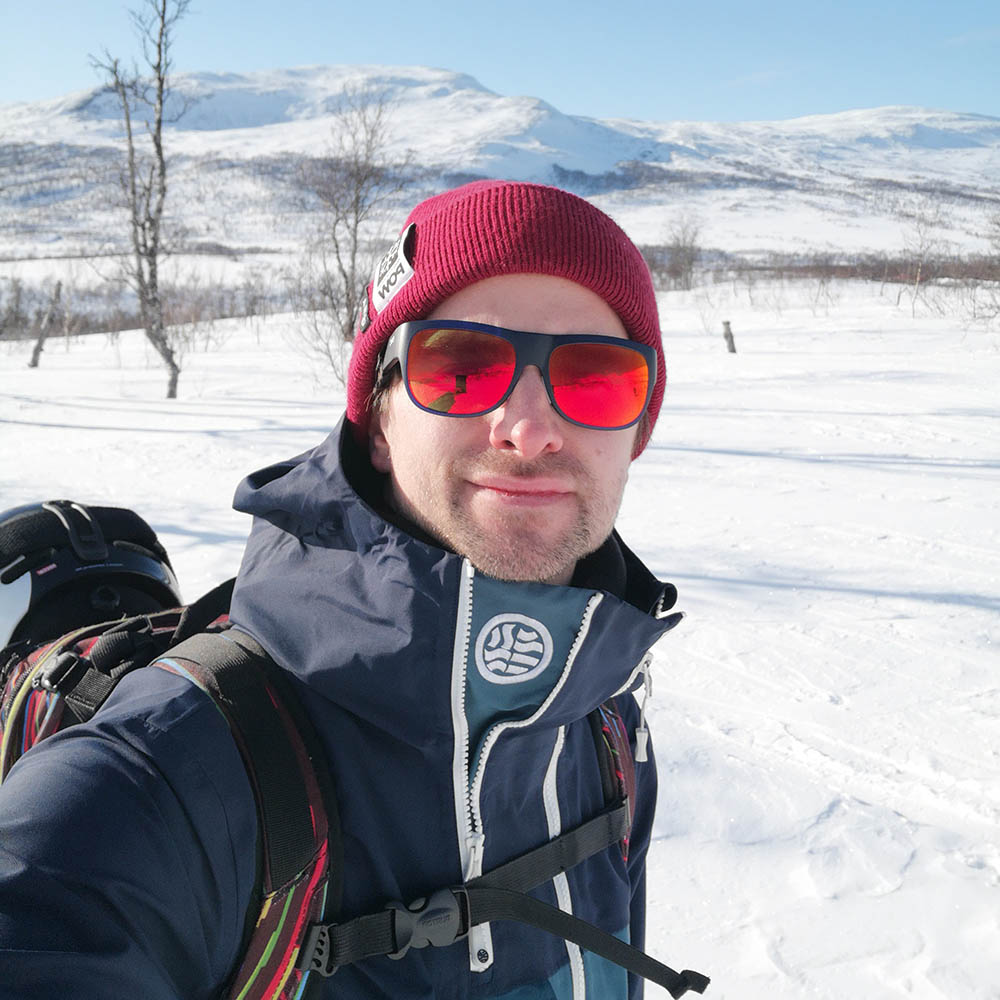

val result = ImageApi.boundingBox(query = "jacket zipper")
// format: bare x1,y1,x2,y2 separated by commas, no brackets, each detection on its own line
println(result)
450,562,605,975
450,563,493,971
611,651,658,762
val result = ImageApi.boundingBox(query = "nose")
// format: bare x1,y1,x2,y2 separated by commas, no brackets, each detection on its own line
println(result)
487,366,564,459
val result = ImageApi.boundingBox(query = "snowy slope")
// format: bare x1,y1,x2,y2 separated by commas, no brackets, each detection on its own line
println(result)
1,280,997,998
2,65,999,265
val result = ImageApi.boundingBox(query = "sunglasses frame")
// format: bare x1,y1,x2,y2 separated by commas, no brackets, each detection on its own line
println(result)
378,320,657,431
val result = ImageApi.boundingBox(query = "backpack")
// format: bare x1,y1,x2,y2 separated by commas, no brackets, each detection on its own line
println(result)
0,506,709,999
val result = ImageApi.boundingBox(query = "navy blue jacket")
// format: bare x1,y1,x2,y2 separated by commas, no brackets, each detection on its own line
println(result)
0,421,680,999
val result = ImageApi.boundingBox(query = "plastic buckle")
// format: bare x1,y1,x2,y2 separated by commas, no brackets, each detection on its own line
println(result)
299,923,338,977
387,887,469,960
33,651,85,693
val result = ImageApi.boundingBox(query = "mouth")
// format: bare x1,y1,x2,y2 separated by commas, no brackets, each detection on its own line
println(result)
468,476,574,505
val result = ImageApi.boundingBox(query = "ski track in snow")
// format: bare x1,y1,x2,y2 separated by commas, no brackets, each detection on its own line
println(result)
2,280,999,998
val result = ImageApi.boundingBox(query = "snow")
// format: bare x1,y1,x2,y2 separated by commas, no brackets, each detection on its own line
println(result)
2,278,997,998
2,60,999,997
2,65,999,264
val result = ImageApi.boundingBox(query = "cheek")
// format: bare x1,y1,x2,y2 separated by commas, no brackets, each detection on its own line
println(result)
376,391,437,473
382,410,455,487
582,428,633,472
589,441,633,506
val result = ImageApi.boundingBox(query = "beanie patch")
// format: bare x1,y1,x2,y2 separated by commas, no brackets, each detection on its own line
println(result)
371,223,416,314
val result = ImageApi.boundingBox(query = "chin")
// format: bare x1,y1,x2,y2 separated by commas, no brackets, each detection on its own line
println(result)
464,544,577,586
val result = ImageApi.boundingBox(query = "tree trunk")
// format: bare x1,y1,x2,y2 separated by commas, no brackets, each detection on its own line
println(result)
145,311,180,398
911,260,922,318
28,281,62,368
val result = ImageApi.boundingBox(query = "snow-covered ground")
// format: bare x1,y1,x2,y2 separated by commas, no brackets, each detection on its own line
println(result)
2,278,997,998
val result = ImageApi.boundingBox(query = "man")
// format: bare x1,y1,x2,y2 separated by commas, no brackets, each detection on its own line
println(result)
0,180,682,999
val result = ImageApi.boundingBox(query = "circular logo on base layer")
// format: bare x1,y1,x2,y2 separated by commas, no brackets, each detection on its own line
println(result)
474,614,554,684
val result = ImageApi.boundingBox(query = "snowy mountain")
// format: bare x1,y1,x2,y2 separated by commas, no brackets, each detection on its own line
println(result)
2,64,999,264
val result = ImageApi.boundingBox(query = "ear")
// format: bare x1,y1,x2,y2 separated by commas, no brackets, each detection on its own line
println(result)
369,409,393,474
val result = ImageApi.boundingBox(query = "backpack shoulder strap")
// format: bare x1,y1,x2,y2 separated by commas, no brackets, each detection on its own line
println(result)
158,630,341,1000
589,697,637,859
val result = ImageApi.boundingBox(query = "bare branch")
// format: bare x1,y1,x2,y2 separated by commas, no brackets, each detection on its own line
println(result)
288,84,415,380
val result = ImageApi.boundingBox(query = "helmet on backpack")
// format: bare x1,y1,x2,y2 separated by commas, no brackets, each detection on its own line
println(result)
0,500,182,648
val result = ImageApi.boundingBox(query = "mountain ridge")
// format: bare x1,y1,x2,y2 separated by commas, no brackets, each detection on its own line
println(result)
1,64,998,262
5,65,998,157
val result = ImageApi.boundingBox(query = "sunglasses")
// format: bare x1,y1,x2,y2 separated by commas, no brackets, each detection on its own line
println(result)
378,320,656,431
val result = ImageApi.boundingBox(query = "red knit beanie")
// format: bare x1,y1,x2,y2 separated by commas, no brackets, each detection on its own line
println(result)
347,179,664,456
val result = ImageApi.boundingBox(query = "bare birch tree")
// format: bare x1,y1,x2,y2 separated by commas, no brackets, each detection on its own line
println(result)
666,211,702,291
288,85,413,381
639,212,701,293
971,211,1000,322
0,279,24,341
988,212,1000,268
898,194,945,318
93,0,191,397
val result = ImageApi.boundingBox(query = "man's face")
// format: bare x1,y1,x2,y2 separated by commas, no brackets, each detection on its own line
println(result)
369,273,639,586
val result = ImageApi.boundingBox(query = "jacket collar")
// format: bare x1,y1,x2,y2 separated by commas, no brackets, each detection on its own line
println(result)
229,418,680,742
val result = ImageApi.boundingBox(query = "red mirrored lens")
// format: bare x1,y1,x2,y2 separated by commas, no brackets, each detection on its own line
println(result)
549,342,650,427
406,328,516,414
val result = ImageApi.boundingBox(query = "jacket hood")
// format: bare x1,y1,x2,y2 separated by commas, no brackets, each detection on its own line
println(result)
229,418,680,746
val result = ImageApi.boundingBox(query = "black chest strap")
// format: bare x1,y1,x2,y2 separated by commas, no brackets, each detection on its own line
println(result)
298,799,709,997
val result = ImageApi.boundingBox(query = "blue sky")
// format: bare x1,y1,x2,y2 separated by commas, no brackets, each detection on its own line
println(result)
2,0,998,122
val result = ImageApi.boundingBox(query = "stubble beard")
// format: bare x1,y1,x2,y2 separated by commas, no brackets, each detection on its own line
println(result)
393,454,626,585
